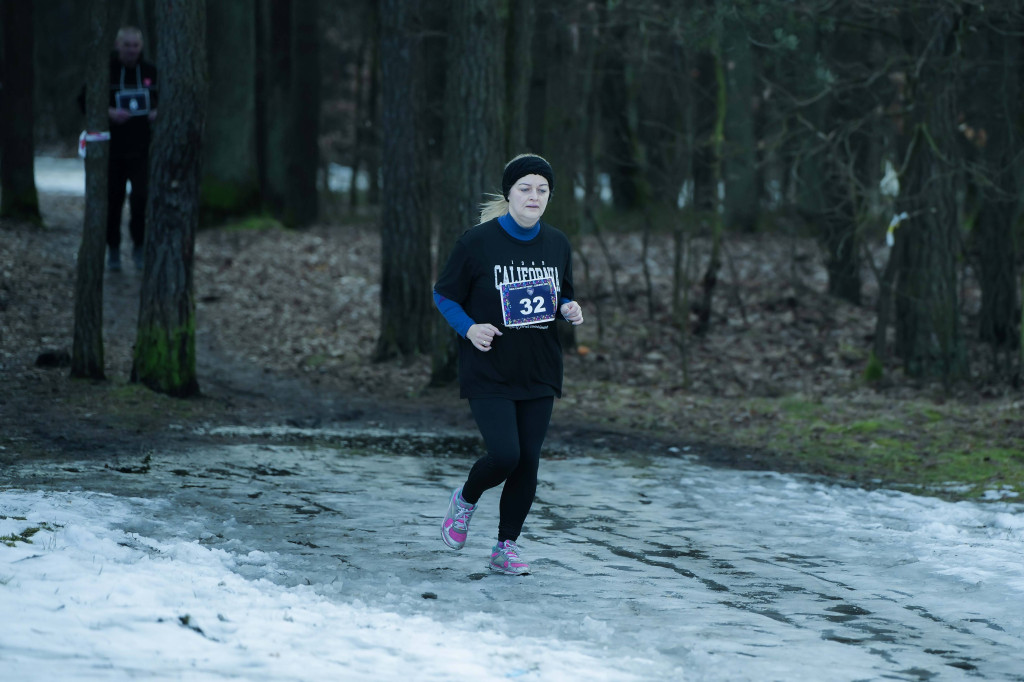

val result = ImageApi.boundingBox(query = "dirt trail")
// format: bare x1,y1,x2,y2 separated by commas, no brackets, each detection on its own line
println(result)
0,196,659,467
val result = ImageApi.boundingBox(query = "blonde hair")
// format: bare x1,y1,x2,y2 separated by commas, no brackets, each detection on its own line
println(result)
479,193,509,223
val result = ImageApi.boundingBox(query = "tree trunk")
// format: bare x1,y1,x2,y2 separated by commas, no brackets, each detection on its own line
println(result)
975,168,1019,350
0,0,41,222
536,6,591,237
599,7,643,211
132,0,207,397
537,4,597,352
201,0,258,223
721,12,757,233
793,24,865,305
693,39,726,337
31,0,93,144
504,0,533,158
70,0,115,380
375,0,432,361
254,0,269,211
967,18,1020,359
288,0,320,227
690,49,719,213
254,0,319,227
259,0,291,221
365,9,381,208
429,0,507,386
891,10,966,380
348,2,378,211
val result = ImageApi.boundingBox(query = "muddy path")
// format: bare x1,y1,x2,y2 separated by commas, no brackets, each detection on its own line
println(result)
0,215,699,470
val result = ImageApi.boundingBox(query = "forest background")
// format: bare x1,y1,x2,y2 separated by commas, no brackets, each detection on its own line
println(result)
1,0,1022,500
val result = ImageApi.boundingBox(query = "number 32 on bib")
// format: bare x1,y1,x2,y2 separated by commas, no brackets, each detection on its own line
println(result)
499,276,558,327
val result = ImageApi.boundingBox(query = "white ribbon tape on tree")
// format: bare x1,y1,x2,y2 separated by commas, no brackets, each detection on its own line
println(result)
78,131,112,159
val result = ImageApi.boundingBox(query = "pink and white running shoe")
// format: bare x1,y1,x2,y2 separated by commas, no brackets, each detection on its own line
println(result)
441,487,475,550
489,540,531,575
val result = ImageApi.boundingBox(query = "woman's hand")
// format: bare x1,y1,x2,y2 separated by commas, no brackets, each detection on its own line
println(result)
560,301,584,326
467,323,503,351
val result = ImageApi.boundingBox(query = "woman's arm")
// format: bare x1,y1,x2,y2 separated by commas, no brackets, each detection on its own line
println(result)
433,291,474,338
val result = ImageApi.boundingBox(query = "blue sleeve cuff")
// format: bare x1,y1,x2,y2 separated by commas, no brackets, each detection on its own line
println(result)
558,298,572,320
433,291,475,338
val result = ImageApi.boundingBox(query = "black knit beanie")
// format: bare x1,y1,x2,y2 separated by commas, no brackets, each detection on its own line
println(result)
502,154,554,200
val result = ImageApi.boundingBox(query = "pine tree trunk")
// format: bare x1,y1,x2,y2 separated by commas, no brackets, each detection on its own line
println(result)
504,0,533,158
721,13,756,233
693,39,726,337
287,0,320,227
348,4,376,211
969,20,1020,358
892,10,966,380
70,0,115,380
0,0,41,222
536,6,591,237
254,0,319,227
132,0,207,397
792,25,863,305
202,0,258,222
691,50,718,213
599,8,643,211
375,0,432,361
33,0,93,143
536,4,597,351
429,0,507,385
259,0,292,221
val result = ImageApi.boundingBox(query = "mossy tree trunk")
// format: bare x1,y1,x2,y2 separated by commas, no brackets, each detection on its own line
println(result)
0,0,41,223
375,0,432,361
70,0,115,380
429,0,508,386
132,0,207,397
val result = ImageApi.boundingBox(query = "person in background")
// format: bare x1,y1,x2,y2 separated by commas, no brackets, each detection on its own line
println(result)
79,26,158,272
433,153,585,575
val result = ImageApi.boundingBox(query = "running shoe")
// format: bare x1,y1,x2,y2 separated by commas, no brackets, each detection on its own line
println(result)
489,540,531,575
441,487,475,550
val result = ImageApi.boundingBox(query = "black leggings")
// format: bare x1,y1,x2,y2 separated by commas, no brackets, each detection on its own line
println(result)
462,396,554,543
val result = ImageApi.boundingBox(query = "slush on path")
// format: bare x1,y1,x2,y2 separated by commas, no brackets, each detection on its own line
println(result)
2,429,1022,681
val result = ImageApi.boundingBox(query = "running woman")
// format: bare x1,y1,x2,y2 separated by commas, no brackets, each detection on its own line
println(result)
433,154,584,575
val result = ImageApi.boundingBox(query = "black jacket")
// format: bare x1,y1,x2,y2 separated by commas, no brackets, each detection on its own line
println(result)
78,52,159,159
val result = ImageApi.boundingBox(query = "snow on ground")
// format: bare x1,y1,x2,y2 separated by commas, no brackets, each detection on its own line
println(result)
32,156,367,199
33,157,85,196
2,434,1023,681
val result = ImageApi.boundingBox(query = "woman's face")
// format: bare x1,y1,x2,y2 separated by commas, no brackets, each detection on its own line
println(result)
507,174,550,227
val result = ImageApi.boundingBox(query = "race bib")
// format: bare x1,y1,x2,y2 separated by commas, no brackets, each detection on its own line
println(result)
499,276,557,327
115,88,151,116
